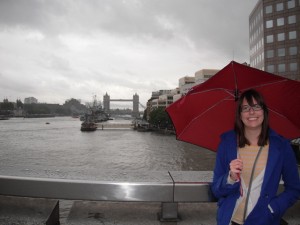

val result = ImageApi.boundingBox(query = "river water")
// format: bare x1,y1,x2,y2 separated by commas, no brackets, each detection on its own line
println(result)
0,116,216,223
0,117,216,176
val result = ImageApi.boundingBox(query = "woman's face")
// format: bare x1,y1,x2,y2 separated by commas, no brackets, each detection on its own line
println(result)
240,97,264,131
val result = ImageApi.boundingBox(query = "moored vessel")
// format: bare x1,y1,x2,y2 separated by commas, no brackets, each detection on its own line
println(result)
80,121,97,131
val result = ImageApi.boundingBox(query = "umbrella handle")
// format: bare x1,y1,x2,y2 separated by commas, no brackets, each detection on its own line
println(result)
237,173,243,197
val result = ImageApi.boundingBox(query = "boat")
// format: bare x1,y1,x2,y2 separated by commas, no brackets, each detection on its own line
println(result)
132,119,152,132
81,121,97,131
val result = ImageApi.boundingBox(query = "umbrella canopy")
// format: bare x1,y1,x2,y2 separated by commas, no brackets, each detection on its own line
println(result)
166,61,300,151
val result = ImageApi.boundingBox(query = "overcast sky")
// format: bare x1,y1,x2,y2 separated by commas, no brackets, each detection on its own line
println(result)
0,0,258,108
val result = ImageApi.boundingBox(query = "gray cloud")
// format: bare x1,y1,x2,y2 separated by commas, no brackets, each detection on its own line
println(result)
0,0,258,106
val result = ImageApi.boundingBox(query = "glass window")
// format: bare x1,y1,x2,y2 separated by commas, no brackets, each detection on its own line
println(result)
278,33,285,41
276,3,284,11
267,50,274,58
288,15,296,24
290,63,298,71
266,20,273,28
277,18,284,26
267,65,275,73
278,48,285,57
266,35,274,43
289,46,297,55
289,31,297,39
278,64,286,72
265,5,273,14
287,0,295,9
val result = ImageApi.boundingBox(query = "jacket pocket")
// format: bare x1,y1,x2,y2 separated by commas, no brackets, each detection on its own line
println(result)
245,197,277,225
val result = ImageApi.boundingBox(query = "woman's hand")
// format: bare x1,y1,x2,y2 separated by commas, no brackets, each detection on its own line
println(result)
229,158,243,181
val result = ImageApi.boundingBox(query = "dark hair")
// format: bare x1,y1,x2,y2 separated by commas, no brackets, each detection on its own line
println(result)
234,89,269,147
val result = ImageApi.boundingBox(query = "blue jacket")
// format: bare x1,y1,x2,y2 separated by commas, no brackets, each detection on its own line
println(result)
211,129,300,225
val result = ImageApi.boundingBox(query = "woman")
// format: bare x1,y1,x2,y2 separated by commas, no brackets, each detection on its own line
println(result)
211,89,300,225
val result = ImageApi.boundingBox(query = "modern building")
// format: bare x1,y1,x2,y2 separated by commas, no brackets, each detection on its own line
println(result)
151,94,174,109
149,90,172,109
195,69,220,85
249,0,300,80
172,69,220,102
178,76,195,95
145,68,219,120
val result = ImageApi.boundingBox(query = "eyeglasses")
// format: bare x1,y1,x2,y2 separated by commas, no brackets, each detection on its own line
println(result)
241,104,263,112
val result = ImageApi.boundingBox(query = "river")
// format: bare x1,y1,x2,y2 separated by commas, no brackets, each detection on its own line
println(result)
0,116,216,177
0,116,216,223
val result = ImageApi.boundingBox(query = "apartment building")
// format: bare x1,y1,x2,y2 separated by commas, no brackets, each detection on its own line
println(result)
149,90,173,109
146,69,219,117
195,69,220,84
178,76,195,95
249,0,300,80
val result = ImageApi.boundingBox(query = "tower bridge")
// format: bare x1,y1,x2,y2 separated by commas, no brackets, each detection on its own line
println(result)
103,93,140,117
110,99,133,102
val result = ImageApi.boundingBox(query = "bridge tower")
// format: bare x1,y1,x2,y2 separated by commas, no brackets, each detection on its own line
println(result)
103,93,110,113
132,93,139,117
103,92,140,117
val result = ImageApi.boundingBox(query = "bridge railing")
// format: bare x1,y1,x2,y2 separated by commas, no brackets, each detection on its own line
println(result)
1,170,297,224
0,171,215,223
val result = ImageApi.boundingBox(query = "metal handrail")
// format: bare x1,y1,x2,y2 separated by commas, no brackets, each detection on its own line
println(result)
0,171,215,202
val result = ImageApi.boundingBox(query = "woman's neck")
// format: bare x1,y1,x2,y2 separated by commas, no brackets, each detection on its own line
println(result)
245,128,261,146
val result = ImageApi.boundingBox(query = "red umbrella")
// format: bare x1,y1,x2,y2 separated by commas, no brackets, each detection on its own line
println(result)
166,61,300,151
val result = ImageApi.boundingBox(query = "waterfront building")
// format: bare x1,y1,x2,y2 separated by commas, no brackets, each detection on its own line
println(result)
24,97,38,104
149,90,172,109
179,76,195,95
145,68,219,121
249,0,300,80
151,94,174,109
195,69,220,85
170,88,181,103
172,69,219,102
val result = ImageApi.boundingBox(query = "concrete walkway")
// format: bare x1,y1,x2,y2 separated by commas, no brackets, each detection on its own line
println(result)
66,201,300,225
1,197,299,225
66,201,218,225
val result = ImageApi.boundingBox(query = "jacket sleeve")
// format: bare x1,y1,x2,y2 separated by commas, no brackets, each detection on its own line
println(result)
211,134,240,199
269,139,300,218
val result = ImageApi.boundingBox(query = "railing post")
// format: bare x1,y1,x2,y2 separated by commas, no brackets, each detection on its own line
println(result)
159,202,180,222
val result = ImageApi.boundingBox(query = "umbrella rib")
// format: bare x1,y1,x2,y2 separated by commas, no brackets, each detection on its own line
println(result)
178,96,233,139
240,79,289,91
189,88,235,97
268,107,290,120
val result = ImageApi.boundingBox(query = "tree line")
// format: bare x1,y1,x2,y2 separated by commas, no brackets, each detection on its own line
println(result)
0,98,87,116
1,98,173,129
